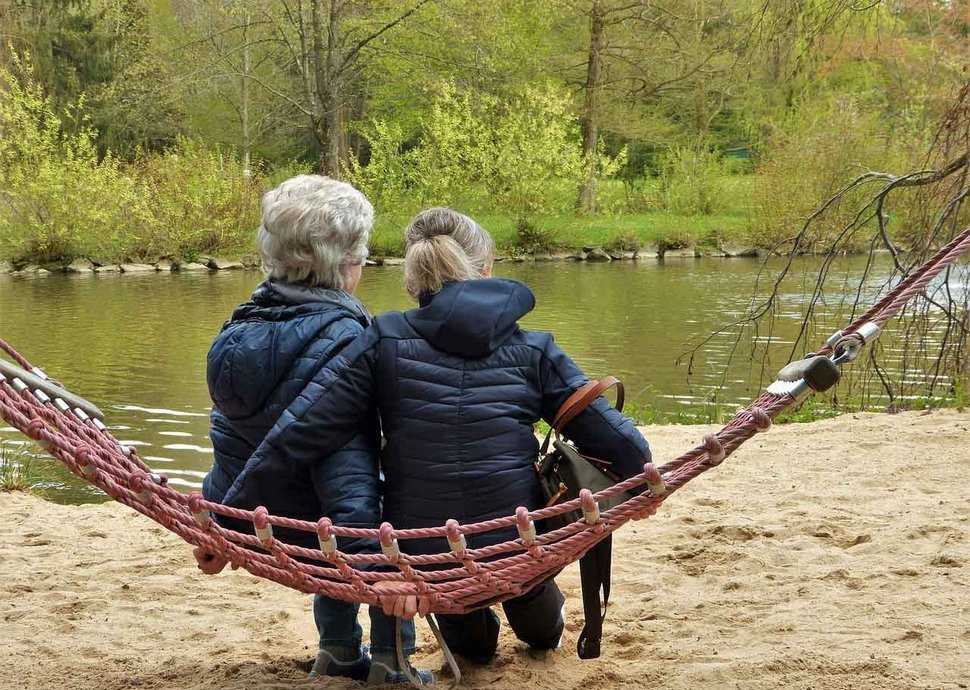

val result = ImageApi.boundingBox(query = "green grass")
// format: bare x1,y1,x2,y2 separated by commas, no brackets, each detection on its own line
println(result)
370,212,749,257
0,444,54,495
773,398,847,424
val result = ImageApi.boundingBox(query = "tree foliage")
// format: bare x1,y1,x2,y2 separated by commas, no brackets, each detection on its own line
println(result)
0,53,259,264
0,0,966,256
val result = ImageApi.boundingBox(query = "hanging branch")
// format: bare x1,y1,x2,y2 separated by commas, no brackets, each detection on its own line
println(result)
680,81,970,413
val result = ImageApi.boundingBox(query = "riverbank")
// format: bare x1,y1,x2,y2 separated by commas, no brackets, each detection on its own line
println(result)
1,410,966,690
0,211,758,275
0,245,755,275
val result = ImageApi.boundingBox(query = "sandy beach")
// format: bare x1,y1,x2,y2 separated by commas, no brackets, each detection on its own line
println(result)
1,410,967,690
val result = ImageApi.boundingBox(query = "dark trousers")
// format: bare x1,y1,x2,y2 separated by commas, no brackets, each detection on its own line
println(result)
435,580,565,663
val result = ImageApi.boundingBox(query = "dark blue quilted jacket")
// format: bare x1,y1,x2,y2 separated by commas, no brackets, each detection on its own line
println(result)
225,278,650,555
204,279,380,552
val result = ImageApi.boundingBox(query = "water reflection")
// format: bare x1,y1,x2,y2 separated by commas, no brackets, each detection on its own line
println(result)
0,257,964,503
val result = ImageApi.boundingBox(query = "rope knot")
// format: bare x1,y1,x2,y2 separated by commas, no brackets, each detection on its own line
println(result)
253,506,273,542
579,489,601,525
703,434,725,465
445,519,467,556
750,407,772,432
317,518,337,557
74,445,91,465
379,522,401,561
515,507,536,546
73,445,97,477
25,419,47,444
187,492,211,528
446,519,479,574
644,463,666,496
128,472,153,504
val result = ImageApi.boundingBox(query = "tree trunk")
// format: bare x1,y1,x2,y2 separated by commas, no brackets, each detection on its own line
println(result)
317,0,344,177
241,10,251,175
296,0,319,128
577,1,605,214
310,0,333,174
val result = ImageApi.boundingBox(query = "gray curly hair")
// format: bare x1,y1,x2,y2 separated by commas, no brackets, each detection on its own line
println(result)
257,175,372,289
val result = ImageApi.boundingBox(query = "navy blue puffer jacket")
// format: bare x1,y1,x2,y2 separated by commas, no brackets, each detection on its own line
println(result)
204,279,380,552
225,278,650,555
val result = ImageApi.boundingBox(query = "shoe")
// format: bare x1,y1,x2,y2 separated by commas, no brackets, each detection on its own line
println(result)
555,602,566,649
309,646,372,682
366,658,434,687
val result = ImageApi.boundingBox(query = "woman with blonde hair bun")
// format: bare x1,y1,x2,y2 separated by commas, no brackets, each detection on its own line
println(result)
226,207,652,663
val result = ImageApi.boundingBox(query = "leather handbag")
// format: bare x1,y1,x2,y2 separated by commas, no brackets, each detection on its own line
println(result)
535,376,635,660
537,376,634,533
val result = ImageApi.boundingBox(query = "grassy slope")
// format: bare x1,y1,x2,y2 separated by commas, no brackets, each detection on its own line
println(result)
369,175,755,256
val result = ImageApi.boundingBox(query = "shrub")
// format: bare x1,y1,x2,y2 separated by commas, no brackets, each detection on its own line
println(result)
0,52,261,264
136,138,261,260
345,119,415,211
513,220,556,253
0,54,145,263
488,84,587,229
658,146,727,216
747,97,922,251
349,81,625,239
603,231,639,253
657,228,695,251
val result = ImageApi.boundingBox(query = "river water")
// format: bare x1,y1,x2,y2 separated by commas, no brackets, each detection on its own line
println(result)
0,257,962,502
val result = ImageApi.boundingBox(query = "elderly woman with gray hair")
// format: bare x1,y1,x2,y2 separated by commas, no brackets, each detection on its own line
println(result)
196,175,431,686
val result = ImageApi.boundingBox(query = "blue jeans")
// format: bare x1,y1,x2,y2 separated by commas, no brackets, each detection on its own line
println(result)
313,594,415,657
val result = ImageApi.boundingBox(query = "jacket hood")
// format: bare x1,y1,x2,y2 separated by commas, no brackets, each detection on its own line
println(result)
247,278,370,321
404,278,535,358
208,280,370,418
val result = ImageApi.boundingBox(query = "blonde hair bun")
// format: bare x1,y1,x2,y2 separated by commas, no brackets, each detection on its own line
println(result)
403,208,495,298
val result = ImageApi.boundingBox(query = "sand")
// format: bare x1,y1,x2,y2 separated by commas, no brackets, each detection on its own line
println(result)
1,410,968,690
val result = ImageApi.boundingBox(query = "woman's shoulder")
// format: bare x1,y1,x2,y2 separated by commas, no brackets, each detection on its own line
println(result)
505,326,557,351
371,310,415,337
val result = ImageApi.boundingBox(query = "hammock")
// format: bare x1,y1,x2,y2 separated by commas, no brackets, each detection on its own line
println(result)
1,226,968,619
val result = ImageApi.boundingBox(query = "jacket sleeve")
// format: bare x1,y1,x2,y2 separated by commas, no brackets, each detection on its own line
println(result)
311,432,380,556
305,320,381,553
222,324,382,509
538,334,651,482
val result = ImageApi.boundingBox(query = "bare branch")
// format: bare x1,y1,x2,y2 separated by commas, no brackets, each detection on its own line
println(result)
340,0,434,72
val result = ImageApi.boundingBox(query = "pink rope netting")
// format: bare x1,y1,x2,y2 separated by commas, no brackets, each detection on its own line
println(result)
1,225,968,615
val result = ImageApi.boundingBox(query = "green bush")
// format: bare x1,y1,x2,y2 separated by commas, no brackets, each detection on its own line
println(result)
0,53,261,265
603,231,639,253
513,220,556,253
657,228,695,251
350,81,624,236
747,97,922,251
0,54,142,263
135,138,261,260
658,146,727,216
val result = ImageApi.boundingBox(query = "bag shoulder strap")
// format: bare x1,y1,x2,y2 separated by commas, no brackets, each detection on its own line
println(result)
576,535,613,660
541,377,625,454
554,375,624,431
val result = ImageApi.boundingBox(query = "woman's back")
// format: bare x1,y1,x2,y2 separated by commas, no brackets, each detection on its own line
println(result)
205,280,380,548
371,279,547,546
